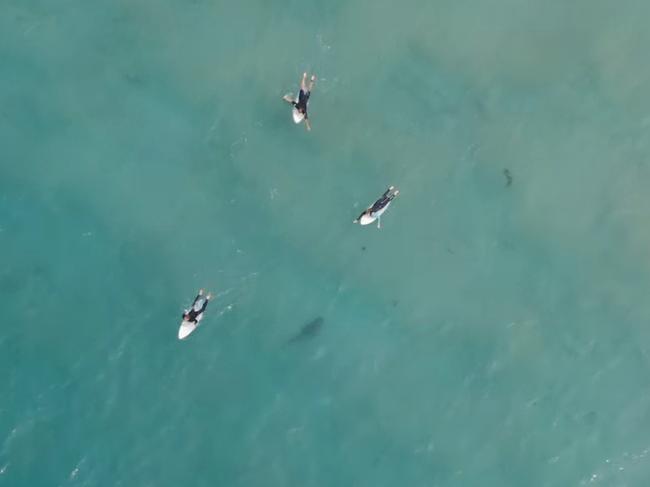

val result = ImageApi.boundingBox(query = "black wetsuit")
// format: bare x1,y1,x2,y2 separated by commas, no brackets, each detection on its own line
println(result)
356,189,396,221
370,197,389,213
293,89,310,118
370,190,395,213
183,294,209,323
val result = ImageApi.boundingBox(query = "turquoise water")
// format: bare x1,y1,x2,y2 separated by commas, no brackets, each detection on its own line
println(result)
3,0,650,485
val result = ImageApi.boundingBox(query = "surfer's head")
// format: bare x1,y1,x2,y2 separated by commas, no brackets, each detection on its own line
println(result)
358,212,375,226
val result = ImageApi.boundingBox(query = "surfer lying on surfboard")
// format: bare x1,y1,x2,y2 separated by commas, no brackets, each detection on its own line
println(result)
182,289,212,324
283,72,316,131
353,186,400,229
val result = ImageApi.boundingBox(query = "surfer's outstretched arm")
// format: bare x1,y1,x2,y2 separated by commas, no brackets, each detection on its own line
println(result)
377,216,381,229
300,72,308,92
304,117,312,131
353,209,367,224
283,94,295,104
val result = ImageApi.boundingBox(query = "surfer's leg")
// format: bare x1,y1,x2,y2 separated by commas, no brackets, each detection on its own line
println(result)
370,197,388,213
308,74,316,92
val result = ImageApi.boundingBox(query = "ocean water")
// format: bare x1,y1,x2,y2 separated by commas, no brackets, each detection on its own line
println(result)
3,0,650,485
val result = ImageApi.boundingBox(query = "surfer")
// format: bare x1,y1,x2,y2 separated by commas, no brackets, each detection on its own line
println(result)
353,186,400,229
283,72,316,131
182,289,212,324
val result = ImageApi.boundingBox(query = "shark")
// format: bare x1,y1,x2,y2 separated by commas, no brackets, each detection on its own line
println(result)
287,317,324,344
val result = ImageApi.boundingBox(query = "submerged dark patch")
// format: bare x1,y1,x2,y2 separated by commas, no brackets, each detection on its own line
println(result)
288,317,324,344
503,168,513,187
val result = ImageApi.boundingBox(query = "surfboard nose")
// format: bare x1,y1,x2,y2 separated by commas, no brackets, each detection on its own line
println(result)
359,214,375,225
292,108,304,124
178,321,196,340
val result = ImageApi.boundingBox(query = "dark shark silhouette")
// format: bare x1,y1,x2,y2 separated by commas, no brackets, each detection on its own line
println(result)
503,168,513,187
287,317,324,344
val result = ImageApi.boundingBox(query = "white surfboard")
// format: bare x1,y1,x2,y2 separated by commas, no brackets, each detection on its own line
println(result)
178,315,202,340
359,204,390,225
292,107,305,124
